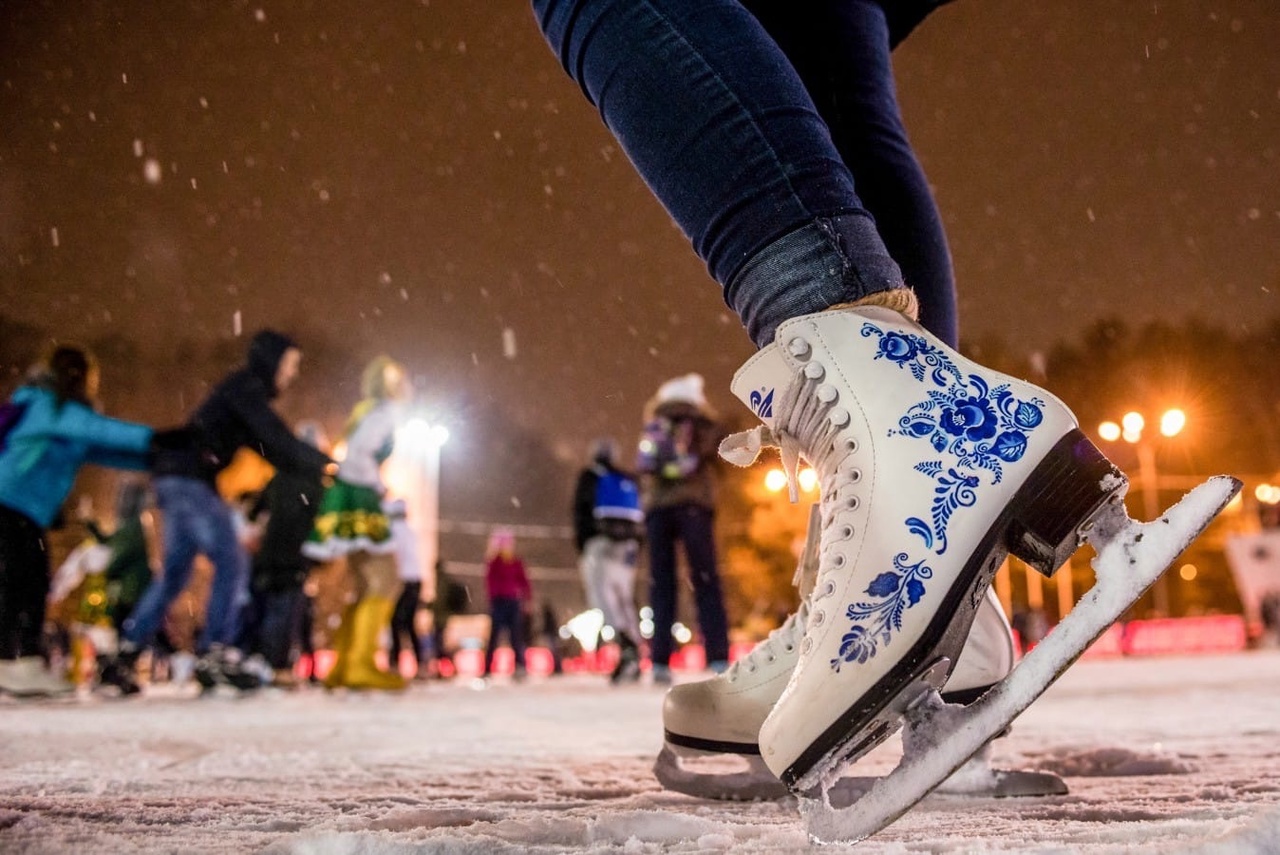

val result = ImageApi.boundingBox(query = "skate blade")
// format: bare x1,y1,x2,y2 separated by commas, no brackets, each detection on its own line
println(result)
802,475,1241,844
653,744,791,801
655,743,1066,806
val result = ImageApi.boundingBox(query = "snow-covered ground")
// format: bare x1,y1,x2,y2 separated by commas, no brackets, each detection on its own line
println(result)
3,650,1280,854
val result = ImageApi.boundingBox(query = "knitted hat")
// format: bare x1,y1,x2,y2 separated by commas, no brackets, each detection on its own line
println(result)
655,373,707,408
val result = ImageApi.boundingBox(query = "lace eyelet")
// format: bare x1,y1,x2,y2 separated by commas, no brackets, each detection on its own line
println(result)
845,438,859,453
804,361,825,380
816,383,837,403
783,644,795,653
788,337,811,358
824,580,836,596
813,610,826,626
848,469,862,484
847,496,860,511
832,554,845,569
766,655,776,664
828,407,850,427
840,524,854,539
801,638,813,653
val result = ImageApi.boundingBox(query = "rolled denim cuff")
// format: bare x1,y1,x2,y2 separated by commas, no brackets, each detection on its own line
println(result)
727,214,905,348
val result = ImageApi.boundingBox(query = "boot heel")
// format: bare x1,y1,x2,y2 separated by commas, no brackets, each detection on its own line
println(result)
1005,429,1126,577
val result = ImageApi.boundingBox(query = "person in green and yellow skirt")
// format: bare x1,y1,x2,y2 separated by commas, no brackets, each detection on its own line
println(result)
304,356,412,690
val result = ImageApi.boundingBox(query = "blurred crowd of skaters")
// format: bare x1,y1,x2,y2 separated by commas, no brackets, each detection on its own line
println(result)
0,333,735,699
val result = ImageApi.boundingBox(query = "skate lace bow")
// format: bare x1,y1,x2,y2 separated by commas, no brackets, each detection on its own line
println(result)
719,426,805,502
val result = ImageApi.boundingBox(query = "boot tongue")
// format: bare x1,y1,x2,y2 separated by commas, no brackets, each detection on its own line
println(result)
730,343,792,430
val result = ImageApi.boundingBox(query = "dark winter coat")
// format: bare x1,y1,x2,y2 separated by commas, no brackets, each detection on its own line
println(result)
571,459,640,552
150,330,331,484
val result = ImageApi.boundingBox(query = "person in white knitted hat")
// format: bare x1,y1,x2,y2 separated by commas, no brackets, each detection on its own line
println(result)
636,373,730,683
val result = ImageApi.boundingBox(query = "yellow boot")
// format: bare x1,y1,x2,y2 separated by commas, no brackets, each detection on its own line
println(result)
341,596,406,691
323,604,356,689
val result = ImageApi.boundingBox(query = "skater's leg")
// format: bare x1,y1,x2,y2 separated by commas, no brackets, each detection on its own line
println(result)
339,552,404,689
483,602,502,675
197,489,249,654
259,589,304,671
485,597,518,675
511,601,528,673
742,0,957,345
599,539,642,647
0,507,49,661
531,0,905,348
238,588,266,655
579,536,609,616
645,508,680,670
675,505,730,667
121,477,200,652
388,581,417,670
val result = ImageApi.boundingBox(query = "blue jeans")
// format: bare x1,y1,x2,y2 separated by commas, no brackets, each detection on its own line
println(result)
531,0,956,348
122,476,248,655
646,503,729,667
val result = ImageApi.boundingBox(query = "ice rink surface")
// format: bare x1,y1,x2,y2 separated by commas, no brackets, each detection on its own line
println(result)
3,650,1280,853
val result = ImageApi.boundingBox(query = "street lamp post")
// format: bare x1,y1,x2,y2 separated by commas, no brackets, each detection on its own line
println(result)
1098,408,1186,616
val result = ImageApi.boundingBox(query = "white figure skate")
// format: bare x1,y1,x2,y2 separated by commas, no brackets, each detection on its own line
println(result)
654,512,1064,802
724,303,1126,792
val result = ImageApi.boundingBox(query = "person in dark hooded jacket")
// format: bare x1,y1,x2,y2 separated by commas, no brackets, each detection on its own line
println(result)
102,330,332,695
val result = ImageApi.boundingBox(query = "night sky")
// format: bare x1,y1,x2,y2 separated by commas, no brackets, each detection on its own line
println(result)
3,0,1279,471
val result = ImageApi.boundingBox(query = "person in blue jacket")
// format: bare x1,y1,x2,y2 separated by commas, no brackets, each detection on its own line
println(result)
0,344,153,698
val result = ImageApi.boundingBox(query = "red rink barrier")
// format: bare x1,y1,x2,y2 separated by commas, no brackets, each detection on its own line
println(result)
1037,615,1247,661
312,615,1249,684
1122,615,1248,656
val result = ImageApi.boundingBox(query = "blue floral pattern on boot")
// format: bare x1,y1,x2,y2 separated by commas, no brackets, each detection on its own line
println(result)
826,323,1048,671
861,322,1045,553
832,554,933,671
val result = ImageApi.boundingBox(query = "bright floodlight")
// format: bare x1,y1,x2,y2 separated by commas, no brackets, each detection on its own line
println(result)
764,468,789,492
798,467,819,493
401,418,430,445
399,418,449,449
1121,411,1145,434
1160,408,1186,438
1098,421,1122,442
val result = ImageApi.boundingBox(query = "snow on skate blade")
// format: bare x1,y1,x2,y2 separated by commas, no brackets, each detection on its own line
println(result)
653,745,791,801
802,475,1241,844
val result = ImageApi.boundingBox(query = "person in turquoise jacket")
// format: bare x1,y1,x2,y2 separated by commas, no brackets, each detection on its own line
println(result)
0,344,153,698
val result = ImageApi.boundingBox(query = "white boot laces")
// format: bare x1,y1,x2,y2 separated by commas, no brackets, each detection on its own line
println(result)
775,349,864,647
728,603,807,681
721,347,864,655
